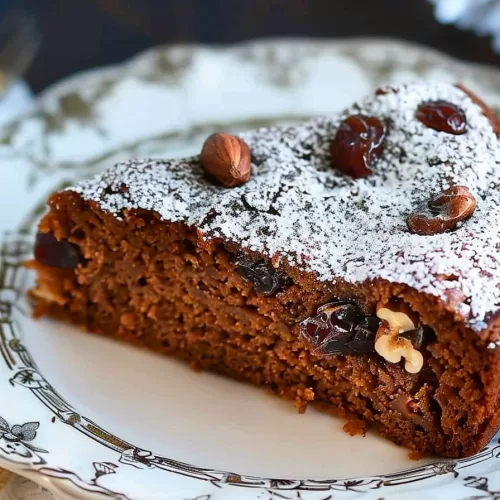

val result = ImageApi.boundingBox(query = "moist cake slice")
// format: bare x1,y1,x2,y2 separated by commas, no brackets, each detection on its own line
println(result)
27,82,500,458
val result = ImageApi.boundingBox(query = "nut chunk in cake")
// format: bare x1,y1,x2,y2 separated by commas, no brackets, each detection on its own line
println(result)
27,82,500,458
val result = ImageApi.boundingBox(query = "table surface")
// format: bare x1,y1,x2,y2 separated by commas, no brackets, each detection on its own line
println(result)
22,0,500,93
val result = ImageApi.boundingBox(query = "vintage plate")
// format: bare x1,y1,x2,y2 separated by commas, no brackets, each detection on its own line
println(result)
2,39,500,500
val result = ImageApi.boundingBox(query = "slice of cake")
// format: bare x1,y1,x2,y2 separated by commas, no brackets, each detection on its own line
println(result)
27,82,500,458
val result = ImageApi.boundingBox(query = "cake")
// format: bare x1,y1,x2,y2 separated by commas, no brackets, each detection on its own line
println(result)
27,82,500,458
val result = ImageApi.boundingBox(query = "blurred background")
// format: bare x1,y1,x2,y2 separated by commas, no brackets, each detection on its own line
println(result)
0,0,499,124
5,0,500,93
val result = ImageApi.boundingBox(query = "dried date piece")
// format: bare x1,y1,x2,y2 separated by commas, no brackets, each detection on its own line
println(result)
399,325,436,351
399,326,425,350
416,101,467,135
331,115,385,178
406,186,477,236
300,301,380,356
347,316,380,354
236,254,292,297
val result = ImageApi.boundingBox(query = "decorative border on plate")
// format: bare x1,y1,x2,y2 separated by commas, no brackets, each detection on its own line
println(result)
3,231,500,499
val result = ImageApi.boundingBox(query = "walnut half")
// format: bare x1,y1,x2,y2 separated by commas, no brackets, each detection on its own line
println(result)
374,303,424,374
375,321,423,374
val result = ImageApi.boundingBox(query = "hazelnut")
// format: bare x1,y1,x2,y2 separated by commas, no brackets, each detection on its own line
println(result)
406,186,477,236
200,133,251,187
375,321,424,374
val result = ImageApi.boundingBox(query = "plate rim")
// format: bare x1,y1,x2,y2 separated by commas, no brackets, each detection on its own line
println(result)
34,36,500,105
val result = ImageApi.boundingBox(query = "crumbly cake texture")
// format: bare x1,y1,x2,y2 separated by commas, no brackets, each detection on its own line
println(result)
28,82,500,458
73,82,500,333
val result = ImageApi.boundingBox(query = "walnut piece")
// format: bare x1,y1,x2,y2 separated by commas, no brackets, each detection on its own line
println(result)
375,322,424,374
375,303,423,374
376,306,415,333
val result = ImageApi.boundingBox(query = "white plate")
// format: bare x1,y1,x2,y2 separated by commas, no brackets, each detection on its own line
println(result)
2,39,500,500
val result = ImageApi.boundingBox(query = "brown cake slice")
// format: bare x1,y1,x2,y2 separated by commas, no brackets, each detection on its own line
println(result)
28,82,500,458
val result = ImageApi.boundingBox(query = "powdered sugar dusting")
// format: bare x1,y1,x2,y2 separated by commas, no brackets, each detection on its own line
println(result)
72,82,500,332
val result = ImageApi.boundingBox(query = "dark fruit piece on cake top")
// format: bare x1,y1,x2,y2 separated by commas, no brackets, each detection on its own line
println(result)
406,185,477,236
416,101,467,135
455,83,500,135
34,233,83,269
300,302,379,356
200,133,251,187
236,254,292,296
375,85,398,96
331,114,385,178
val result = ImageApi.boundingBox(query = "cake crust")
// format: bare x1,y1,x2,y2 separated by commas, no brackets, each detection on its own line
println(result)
72,82,500,334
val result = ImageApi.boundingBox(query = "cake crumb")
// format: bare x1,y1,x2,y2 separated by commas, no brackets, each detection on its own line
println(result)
294,387,315,414
343,418,368,436
408,450,424,461
119,312,136,329
190,360,202,372
147,305,158,320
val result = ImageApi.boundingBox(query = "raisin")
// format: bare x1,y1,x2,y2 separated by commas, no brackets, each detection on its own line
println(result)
34,233,83,269
331,114,385,178
416,101,466,135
